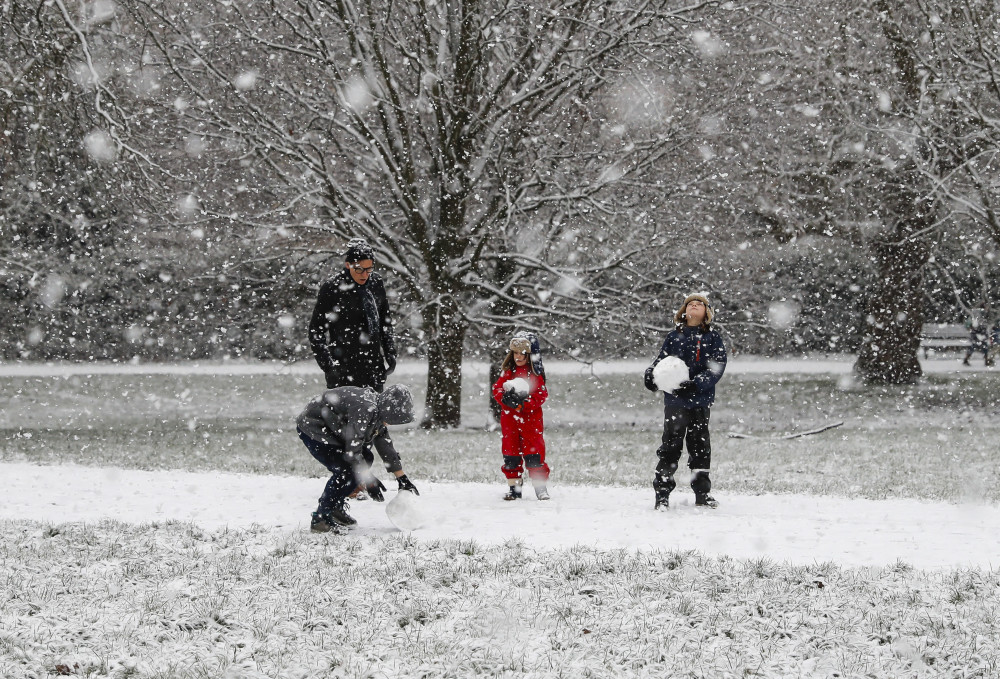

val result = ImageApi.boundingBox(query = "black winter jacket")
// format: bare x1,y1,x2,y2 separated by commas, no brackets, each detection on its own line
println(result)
650,325,727,408
309,270,396,389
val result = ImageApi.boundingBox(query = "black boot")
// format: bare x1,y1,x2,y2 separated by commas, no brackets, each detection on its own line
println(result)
504,480,523,501
653,473,675,510
326,500,357,526
311,511,348,533
691,471,718,508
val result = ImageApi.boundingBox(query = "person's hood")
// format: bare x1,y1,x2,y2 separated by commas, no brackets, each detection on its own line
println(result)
377,385,414,425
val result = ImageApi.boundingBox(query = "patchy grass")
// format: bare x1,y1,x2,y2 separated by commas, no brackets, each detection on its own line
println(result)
3,369,999,503
2,521,999,679
2,365,1000,677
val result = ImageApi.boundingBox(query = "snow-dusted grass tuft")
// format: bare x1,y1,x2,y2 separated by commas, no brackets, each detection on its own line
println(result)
2,520,999,679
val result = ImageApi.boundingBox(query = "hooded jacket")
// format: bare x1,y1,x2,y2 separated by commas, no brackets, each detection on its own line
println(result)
492,364,548,430
651,324,727,408
296,386,404,473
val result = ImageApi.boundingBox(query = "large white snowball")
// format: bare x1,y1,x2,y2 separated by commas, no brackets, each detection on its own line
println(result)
504,377,530,396
652,356,689,393
386,489,426,531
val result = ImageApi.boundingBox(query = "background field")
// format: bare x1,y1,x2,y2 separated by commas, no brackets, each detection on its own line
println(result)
2,361,999,678
3,361,999,503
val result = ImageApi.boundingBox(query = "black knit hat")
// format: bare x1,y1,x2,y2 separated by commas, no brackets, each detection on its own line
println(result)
344,238,375,263
377,385,414,425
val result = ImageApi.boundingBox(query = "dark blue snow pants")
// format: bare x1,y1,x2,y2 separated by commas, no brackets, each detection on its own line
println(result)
298,428,358,514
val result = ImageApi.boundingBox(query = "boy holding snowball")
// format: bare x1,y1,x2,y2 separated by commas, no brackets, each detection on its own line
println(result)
644,293,727,510
492,332,550,501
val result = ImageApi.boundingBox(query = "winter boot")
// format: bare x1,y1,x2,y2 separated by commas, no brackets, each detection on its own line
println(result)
504,479,523,501
533,483,550,501
310,512,347,534
653,473,676,510
326,500,357,526
691,470,718,508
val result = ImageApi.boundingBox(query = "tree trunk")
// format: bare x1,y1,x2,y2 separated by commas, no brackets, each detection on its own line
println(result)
855,236,927,384
421,297,467,429
855,2,935,385
855,173,931,384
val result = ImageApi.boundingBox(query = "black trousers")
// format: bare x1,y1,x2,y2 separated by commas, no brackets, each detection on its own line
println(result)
655,404,712,477
324,362,385,392
298,428,359,513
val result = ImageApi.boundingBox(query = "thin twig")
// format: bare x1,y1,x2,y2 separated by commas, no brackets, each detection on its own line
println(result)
728,422,844,440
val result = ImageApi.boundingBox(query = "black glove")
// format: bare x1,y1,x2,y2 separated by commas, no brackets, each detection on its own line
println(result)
672,380,696,398
367,478,387,502
385,354,397,375
397,474,419,495
644,366,657,392
501,390,524,409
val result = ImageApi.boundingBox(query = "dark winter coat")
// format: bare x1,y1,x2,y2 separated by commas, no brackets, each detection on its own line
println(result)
309,269,396,390
650,325,727,408
296,386,403,473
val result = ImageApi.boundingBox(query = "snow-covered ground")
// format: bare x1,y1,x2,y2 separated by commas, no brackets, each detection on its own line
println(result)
3,355,997,574
3,461,996,571
0,354,992,377
4,357,998,678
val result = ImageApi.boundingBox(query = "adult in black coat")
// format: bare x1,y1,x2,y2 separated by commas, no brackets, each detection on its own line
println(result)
309,238,400,500
309,238,397,391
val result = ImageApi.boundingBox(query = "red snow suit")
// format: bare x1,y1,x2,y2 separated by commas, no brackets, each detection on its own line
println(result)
492,365,549,481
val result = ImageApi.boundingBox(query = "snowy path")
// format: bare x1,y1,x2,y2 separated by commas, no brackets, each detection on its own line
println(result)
2,462,996,571
0,355,994,377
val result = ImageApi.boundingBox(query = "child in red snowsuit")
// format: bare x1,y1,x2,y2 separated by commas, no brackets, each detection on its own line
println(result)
492,333,550,500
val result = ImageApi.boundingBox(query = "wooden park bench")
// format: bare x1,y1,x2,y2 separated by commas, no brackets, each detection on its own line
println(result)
919,323,970,358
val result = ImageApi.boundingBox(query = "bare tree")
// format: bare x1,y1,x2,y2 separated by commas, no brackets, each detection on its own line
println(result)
0,0,147,358
904,1,1000,252
847,0,1000,381
685,0,1000,383
126,0,716,426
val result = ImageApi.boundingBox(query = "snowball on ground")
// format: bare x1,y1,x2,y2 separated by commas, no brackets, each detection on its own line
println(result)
385,489,426,531
503,377,531,396
652,356,689,392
